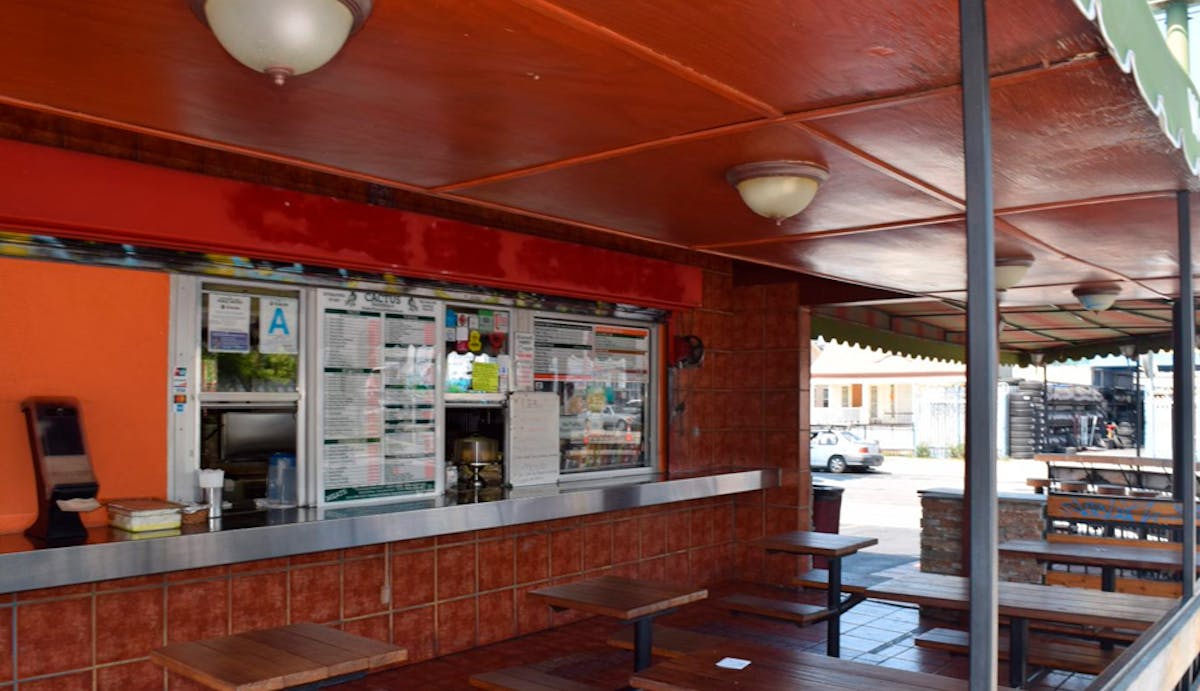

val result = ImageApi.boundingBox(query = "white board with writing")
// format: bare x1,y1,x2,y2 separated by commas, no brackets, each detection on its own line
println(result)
507,391,560,486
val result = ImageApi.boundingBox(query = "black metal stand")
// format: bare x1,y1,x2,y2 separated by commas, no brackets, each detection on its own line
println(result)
1009,617,1029,688
633,616,654,671
826,557,842,657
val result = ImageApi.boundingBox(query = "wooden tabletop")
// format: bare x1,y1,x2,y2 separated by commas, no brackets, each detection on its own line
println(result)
630,641,993,690
150,623,407,691
864,572,1172,630
999,539,1194,571
529,575,707,620
754,531,878,557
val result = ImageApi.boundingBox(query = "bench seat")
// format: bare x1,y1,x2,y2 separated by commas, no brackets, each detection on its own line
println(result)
915,627,1123,675
469,666,605,691
793,568,883,594
606,625,727,658
720,593,828,624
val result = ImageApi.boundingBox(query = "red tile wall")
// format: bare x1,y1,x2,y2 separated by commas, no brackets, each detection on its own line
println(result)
0,262,810,689
668,264,812,585
0,498,739,690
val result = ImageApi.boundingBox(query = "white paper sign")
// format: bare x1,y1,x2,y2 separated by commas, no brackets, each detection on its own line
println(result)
207,293,251,353
507,391,560,486
259,297,298,354
715,657,751,670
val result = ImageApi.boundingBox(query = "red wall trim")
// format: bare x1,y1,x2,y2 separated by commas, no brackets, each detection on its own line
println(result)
0,139,701,309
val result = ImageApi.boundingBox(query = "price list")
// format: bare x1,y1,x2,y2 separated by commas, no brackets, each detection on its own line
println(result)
318,290,439,504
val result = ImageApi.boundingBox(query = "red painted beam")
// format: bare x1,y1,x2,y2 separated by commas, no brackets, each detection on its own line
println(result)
0,139,702,309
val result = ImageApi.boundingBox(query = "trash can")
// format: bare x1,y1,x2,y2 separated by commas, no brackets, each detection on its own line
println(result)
812,483,844,568
812,482,844,534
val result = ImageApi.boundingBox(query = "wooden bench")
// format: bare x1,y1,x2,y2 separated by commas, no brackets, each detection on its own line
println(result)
469,666,604,691
915,627,1123,675
720,593,828,625
606,625,726,658
793,568,883,594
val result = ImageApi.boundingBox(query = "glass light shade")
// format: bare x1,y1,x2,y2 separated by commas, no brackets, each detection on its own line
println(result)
201,0,357,84
1073,286,1121,312
994,257,1034,291
727,161,828,221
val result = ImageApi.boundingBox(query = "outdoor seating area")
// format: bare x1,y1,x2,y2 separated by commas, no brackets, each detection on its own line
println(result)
321,529,1170,689
326,577,1098,690
136,531,1176,689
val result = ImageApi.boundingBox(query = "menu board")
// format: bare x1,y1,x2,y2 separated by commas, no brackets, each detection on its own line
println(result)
317,290,440,505
533,319,650,473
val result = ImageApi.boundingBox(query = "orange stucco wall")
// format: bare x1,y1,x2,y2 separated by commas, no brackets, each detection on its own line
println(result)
0,257,168,533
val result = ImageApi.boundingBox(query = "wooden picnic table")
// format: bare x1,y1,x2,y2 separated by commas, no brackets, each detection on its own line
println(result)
999,538,1193,592
630,640,1002,690
754,530,877,657
529,575,707,672
150,623,406,691
864,572,1173,687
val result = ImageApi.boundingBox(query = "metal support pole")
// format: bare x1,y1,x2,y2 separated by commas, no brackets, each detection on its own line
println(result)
1173,189,1195,602
960,0,999,687
1136,357,1142,457
1167,0,1190,74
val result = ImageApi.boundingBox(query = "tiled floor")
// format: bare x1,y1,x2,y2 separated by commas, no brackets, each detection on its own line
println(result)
337,580,1099,690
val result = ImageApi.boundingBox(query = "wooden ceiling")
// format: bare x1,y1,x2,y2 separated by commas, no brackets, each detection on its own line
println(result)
0,0,1195,359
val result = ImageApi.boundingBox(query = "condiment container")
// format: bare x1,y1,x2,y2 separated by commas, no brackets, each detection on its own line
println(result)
107,498,185,532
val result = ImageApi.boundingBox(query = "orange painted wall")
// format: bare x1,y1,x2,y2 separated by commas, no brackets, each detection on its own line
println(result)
0,257,168,534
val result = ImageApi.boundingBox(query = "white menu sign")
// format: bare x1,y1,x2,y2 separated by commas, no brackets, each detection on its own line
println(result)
507,391,560,486
317,289,440,505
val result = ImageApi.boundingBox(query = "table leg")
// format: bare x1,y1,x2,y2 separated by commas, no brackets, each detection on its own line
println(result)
1009,617,1029,689
1100,566,1116,592
632,616,653,672
1095,566,1117,651
827,556,842,658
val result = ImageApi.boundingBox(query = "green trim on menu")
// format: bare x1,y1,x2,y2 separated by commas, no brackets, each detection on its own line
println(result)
1075,0,1200,173
325,482,435,502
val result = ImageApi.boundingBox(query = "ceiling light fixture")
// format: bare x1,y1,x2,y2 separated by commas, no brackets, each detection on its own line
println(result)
726,161,829,223
189,0,373,86
1073,285,1122,312
994,257,1034,291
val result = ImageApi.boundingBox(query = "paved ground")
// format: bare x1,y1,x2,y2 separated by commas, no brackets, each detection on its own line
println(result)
814,456,1045,574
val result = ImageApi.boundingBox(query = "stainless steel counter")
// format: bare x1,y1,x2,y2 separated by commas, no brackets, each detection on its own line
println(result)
0,467,776,593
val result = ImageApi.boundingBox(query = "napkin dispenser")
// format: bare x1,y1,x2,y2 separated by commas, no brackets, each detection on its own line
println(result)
22,397,100,546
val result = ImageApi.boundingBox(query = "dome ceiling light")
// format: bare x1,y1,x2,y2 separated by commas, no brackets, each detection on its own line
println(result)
189,0,374,86
726,161,829,224
1073,285,1122,312
994,257,1034,292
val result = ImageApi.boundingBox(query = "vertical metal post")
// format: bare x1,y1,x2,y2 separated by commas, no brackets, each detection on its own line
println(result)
960,0,999,687
1174,190,1196,601
1136,358,1142,457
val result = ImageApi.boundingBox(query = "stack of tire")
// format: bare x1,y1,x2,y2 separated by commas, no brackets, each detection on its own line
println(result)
1008,380,1044,458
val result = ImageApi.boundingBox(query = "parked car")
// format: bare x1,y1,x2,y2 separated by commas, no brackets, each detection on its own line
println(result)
809,430,884,473
587,405,639,431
